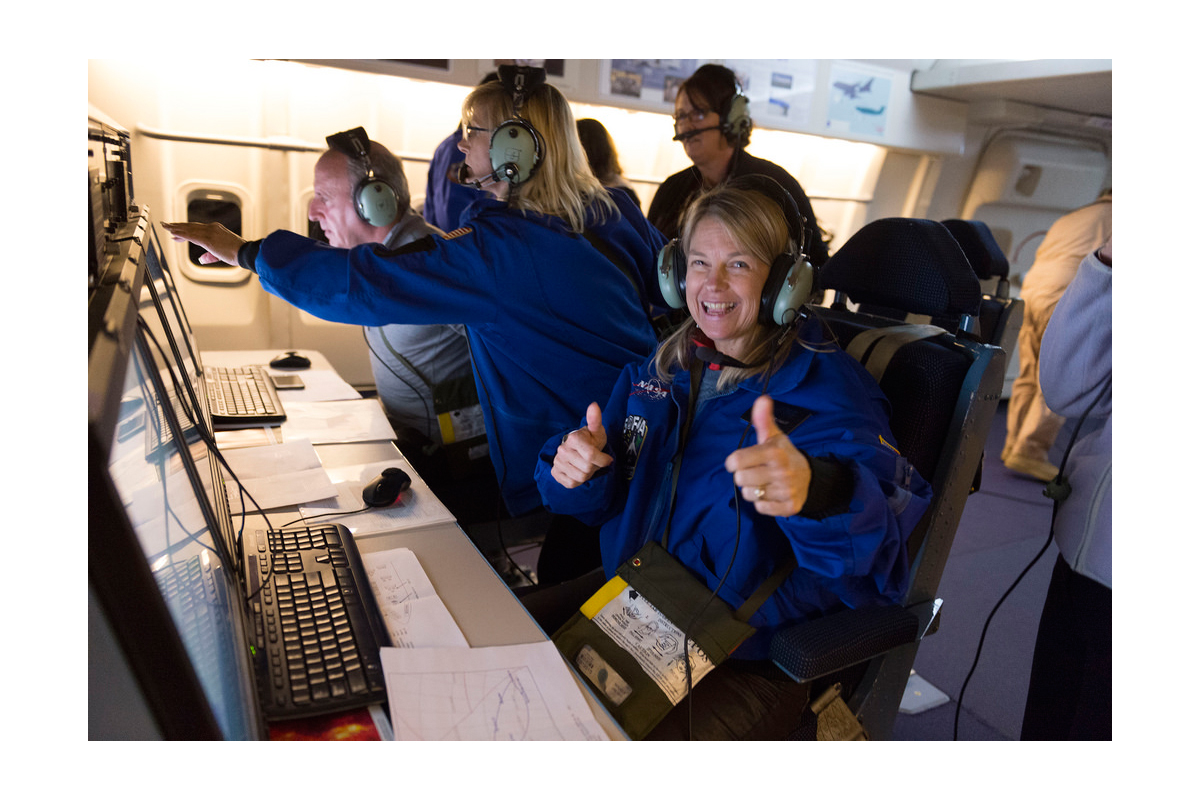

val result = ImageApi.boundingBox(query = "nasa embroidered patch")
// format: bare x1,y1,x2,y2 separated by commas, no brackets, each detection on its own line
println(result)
629,378,670,401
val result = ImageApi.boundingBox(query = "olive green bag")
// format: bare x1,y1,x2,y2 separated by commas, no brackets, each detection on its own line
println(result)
553,541,793,740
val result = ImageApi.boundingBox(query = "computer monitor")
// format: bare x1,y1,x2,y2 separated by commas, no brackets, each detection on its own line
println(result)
144,221,203,381
138,219,209,435
89,232,264,740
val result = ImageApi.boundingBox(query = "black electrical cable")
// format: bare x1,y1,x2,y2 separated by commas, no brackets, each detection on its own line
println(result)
140,318,292,606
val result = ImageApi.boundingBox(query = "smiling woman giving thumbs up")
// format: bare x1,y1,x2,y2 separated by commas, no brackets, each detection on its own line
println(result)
529,179,933,740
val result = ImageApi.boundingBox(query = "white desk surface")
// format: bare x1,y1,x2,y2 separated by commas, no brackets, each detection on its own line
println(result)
205,349,626,740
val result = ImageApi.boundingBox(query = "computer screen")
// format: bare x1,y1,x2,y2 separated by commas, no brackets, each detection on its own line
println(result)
90,228,263,740
144,223,203,379
139,222,209,434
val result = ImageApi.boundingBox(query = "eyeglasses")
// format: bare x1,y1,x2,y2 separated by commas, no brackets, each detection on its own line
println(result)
672,108,712,126
462,124,492,140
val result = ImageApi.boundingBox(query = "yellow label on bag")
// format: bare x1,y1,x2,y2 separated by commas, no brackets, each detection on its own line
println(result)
437,404,486,444
580,576,628,619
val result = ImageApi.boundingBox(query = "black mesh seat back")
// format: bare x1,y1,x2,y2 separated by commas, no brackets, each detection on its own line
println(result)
822,218,982,318
941,219,1009,281
816,311,970,483
875,342,970,482
855,303,906,322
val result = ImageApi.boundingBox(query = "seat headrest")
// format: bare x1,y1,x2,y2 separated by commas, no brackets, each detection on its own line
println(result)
823,218,982,317
941,219,1009,280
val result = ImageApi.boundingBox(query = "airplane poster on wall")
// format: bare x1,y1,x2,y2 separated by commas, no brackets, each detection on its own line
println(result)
827,62,892,137
602,59,818,127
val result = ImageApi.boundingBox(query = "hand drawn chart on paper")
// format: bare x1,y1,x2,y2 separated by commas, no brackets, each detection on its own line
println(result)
361,548,468,649
382,642,607,741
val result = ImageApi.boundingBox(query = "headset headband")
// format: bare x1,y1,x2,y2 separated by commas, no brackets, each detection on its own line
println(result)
497,65,546,114
326,126,371,163
726,175,807,256
323,126,399,227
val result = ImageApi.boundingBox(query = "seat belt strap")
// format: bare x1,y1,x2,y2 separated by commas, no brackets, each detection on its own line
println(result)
847,324,945,382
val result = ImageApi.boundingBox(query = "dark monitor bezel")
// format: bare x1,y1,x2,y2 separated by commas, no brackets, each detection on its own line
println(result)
89,224,265,741
88,231,226,738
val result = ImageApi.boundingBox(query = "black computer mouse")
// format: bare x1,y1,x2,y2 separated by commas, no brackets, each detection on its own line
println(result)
362,467,412,507
270,351,311,370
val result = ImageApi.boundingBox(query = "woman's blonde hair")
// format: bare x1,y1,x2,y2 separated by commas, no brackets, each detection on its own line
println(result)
652,185,826,390
463,81,616,233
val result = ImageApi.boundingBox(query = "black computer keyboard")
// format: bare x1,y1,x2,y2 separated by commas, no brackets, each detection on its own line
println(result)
205,365,287,427
245,524,390,720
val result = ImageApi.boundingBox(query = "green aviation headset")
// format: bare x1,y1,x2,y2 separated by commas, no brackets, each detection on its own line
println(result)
325,126,400,228
656,174,817,326
487,65,546,186
721,88,751,143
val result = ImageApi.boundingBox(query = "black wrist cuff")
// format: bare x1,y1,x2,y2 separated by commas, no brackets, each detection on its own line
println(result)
799,454,855,519
238,240,262,273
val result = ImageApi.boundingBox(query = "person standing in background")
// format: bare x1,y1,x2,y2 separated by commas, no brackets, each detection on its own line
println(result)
647,63,829,267
1021,237,1112,740
1003,191,1111,481
422,72,499,232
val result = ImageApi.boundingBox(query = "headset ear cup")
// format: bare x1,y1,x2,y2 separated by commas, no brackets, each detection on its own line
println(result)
762,254,816,326
656,239,687,309
490,119,543,185
355,179,399,227
723,94,751,141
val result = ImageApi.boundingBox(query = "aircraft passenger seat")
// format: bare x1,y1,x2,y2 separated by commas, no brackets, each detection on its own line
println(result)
766,217,1005,739
941,218,1024,372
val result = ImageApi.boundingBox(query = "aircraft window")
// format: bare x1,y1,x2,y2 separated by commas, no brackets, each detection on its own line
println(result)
186,191,242,268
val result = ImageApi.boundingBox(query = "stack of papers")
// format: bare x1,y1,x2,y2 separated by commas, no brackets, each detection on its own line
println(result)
381,642,608,741
220,440,336,510
280,398,397,445
364,547,607,741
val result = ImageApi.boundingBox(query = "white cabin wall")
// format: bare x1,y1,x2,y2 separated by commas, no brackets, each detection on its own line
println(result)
918,101,1111,396
91,59,1108,393
91,58,921,386
90,60,484,386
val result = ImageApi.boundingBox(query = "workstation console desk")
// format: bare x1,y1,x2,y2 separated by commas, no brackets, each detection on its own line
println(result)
205,349,625,741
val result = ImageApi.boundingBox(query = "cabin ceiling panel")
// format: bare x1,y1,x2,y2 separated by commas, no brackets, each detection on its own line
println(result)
910,59,1111,118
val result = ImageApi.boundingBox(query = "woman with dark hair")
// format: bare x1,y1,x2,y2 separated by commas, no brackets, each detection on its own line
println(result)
531,179,930,739
576,117,640,207
648,63,830,266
